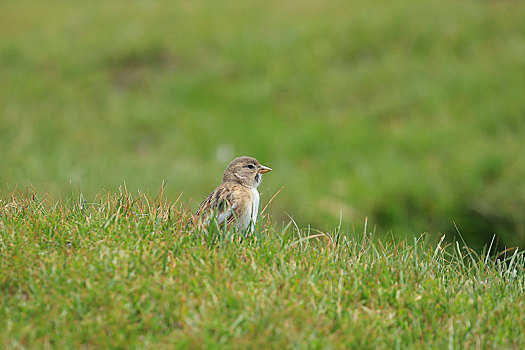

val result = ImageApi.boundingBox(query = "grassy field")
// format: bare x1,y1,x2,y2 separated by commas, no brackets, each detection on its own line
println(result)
1,0,525,249
2,1,525,346
1,192,524,348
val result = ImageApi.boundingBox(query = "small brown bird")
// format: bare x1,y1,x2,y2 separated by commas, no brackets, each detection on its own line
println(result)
195,156,272,232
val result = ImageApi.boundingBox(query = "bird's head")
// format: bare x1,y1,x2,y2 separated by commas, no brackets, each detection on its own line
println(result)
222,156,272,188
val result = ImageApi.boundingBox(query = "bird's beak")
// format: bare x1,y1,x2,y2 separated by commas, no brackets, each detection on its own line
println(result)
258,165,272,173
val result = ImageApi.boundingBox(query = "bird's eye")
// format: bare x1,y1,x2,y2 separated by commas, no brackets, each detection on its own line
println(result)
245,164,256,170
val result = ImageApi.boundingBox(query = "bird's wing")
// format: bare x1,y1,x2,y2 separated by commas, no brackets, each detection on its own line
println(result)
196,183,245,229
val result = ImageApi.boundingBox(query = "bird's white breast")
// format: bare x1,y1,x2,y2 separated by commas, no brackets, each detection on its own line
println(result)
250,187,260,226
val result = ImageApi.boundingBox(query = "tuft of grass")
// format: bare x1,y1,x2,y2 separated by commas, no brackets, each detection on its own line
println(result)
1,190,524,348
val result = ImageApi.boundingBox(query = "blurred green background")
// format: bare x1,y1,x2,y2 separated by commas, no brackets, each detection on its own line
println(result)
2,0,524,250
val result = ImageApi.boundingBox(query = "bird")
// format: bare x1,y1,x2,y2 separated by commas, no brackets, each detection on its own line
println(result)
194,156,272,233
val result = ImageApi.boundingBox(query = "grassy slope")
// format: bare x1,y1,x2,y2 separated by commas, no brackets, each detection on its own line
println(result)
1,0,525,249
1,192,524,348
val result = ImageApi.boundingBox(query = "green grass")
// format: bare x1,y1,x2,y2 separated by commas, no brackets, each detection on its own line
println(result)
3,1,525,348
1,191,524,348
2,0,525,250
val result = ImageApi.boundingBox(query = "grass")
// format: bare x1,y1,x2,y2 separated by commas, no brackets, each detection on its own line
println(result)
1,190,524,348
1,0,525,249
3,1,525,348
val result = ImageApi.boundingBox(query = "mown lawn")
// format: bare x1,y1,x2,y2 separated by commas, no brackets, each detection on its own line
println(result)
1,192,524,348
